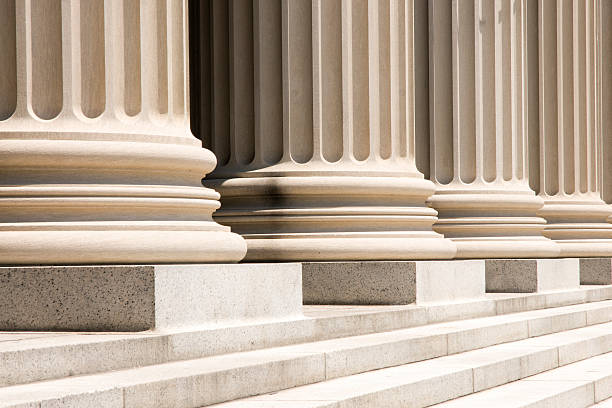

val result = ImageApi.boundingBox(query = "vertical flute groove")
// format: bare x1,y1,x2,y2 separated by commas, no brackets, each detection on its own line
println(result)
31,0,62,120
284,0,313,164
123,0,141,117
80,0,106,118
351,0,370,161
229,0,254,165
0,0,17,121
318,0,343,163
253,0,283,165
429,0,453,184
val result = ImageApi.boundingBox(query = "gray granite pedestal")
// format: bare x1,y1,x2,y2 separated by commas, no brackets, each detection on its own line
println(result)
302,260,485,305
579,258,612,285
485,259,580,293
0,264,302,331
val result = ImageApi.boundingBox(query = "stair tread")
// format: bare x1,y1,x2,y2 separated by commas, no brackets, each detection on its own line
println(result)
593,396,612,407
431,351,612,407
208,324,612,407
2,319,611,408
1,286,610,389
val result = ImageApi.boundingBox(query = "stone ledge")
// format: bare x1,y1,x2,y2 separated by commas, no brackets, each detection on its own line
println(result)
580,258,612,285
302,260,485,305
0,264,302,331
485,259,580,293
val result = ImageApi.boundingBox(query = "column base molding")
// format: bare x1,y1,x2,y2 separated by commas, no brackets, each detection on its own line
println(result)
0,135,248,264
549,240,612,258
429,189,560,259
206,176,457,261
448,238,561,259
539,197,612,257
0,229,245,265
244,235,457,262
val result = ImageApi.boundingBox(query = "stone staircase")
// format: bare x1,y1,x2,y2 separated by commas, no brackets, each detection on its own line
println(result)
1,286,612,407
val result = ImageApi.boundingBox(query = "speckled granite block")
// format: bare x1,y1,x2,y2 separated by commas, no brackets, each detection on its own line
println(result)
0,264,302,331
302,260,485,305
580,258,612,285
485,259,580,293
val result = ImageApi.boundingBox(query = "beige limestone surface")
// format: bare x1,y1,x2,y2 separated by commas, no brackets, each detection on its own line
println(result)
196,0,455,261
425,0,558,259
302,260,484,305
534,0,612,256
0,264,302,331
0,0,246,264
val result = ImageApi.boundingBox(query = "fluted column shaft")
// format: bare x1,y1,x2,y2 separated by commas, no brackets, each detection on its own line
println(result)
0,0,246,264
600,0,612,212
535,0,612,256
426,0,559,258
194,0,456,261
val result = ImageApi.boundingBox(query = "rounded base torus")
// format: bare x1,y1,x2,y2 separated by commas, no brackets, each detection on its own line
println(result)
0,228,246,265
1,135,247,265
242,235,457,261
449,237,561,259
539,196,612,257
429,188,559,258
206,176,457,261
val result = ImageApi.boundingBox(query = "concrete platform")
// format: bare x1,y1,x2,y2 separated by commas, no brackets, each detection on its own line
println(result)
0,264,302,331
580,258,612,285
485,258,580,293
302,260,485,305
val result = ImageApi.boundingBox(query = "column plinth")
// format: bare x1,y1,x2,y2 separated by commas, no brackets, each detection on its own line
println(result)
0,0,246,264
196,0,455,261
426,0,559,258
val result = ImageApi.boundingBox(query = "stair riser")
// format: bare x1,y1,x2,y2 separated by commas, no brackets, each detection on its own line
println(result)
5,328,612,408
3,288,612,388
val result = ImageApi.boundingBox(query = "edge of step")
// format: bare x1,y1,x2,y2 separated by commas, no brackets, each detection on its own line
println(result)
209,328,612,408
0,285,610,388
1,306,612,407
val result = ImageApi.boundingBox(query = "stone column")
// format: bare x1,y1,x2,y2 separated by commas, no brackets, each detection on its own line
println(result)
426,0,559,258
535,0,612,256
195,0,456,261
0,0,246,264
600,0,612,209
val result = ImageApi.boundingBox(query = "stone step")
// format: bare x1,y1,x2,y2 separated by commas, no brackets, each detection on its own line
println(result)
593,397,612,407
1,314,612,407
1,286,611,388
431,351,612,407
211,325,612,408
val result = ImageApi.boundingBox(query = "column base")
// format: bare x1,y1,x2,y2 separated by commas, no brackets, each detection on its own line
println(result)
207,176,457,261
0,264,302,331
302,260,485,305
541,232,612,257
430,189,560,259
449,238,561,259
244,235,457,262
1,136,248,264
0,228,246,265
580,258,612,285
485,259,580,293
539,197,612,257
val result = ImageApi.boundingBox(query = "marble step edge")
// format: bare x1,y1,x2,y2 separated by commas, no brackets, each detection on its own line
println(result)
592,396,612,407
212,328,612,408
431,351,612,407
2,314,612,407
2,292,612,389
